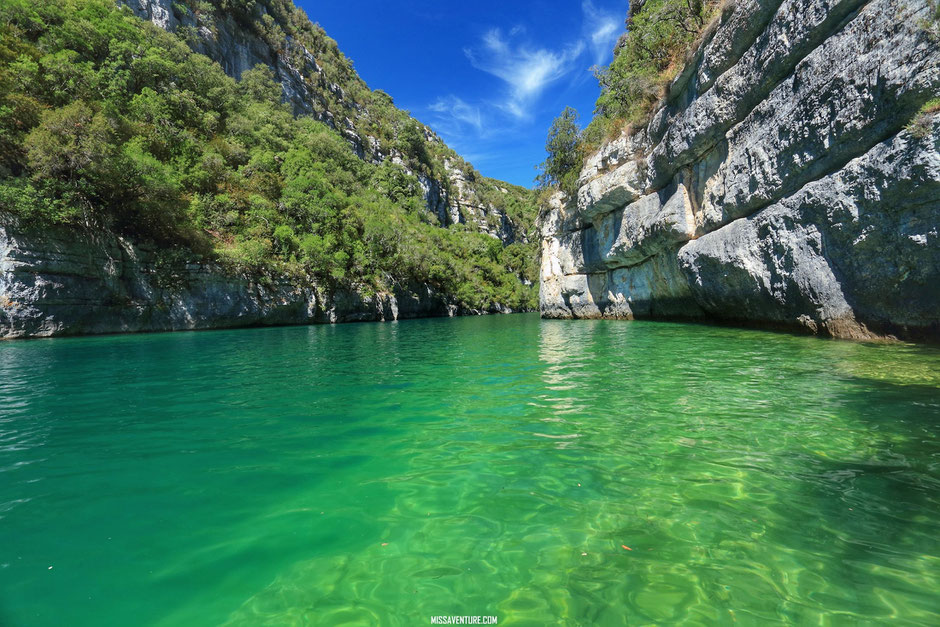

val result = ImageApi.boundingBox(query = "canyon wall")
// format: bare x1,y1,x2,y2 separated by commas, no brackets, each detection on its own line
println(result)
540,0,940,340
0,214,501,339
0,0,530,339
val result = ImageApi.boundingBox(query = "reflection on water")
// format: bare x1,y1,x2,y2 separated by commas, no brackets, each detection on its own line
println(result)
0,315,938,625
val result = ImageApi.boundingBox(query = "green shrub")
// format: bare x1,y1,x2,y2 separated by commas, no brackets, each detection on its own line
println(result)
24,101,116,183
537,107,582,197
907,98,940,139
592,0,721,133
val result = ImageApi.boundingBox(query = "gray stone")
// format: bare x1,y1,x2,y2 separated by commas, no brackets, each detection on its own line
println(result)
595,182,697,268
701,0,939,227
539,0,940,342
679,121,940,339
648,0,870,190
0,216,473,339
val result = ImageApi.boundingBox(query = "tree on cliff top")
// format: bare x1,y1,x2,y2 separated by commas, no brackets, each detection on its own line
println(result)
537,106,581,197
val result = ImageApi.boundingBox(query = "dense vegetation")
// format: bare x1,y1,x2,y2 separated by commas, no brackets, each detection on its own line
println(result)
538,0,722,197
0,0,539,310
169,0,483,182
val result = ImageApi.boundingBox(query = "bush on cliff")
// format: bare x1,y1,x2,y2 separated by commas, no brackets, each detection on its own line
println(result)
585,0,722,147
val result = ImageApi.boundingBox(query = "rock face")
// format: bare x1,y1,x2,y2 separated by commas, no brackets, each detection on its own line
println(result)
125,0,329,119
540,0,940,341
0,215,492,339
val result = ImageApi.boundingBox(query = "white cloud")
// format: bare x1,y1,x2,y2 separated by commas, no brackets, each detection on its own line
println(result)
428,96,484,132
464,28,585,119
582,0,623,65
425,2,624,150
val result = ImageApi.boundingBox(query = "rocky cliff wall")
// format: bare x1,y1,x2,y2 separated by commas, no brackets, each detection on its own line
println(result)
0,215,505,339
540,0,940,341
0,1,530,340
125,0,327,119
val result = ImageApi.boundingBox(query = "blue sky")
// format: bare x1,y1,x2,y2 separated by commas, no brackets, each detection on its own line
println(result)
295,1,628,187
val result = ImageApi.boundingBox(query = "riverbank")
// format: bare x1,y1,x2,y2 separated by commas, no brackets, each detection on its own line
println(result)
0,217,522,339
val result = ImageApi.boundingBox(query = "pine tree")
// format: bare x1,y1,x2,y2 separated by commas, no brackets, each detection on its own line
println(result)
537,106,581,197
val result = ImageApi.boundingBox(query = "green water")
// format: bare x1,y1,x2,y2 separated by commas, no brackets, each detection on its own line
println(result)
1,315,939,626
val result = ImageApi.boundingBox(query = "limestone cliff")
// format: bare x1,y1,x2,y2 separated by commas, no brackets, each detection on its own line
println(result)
0,0,535,339
540,0,940,341
0,214,515,339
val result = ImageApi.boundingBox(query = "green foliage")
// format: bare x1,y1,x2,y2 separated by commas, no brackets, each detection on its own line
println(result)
593,0,720,130
398,121,432,175
537,107,582,197
24,101,115,182
922,0,940,40
0,0,539,312
238,65,283,104
907,98,940,139
0,177,82,223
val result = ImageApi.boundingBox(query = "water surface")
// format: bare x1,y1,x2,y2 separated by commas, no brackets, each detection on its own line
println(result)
1,315,938,625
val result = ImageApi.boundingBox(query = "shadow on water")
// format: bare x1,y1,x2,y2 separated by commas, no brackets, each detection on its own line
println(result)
769,373,940,621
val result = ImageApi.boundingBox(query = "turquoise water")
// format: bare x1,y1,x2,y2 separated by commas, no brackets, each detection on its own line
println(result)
1,314,938,625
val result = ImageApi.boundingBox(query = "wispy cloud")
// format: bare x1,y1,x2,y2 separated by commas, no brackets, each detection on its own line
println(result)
582,0,623,65
464,28,585,119
421,2,625,181
428,95,484,132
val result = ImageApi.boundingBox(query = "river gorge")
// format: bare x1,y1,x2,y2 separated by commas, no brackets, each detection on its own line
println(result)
1,0,938,624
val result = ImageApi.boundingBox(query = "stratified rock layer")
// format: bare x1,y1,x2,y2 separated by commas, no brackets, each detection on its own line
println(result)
540,0,940,340
0,217,478,339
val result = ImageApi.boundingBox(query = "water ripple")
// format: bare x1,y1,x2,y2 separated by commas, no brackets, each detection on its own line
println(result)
0,316,937,625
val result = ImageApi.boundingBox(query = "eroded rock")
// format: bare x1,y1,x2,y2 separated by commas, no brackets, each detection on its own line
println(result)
539,0,940,341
